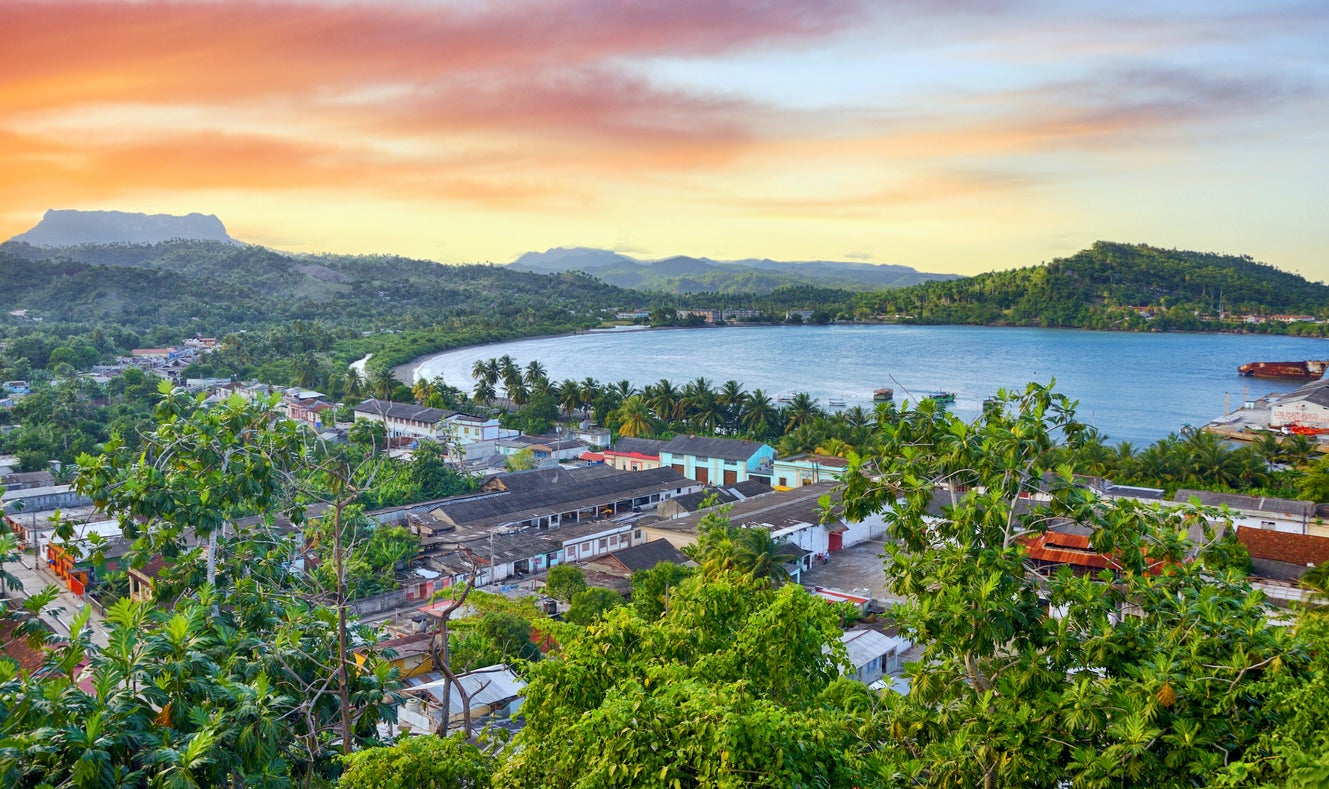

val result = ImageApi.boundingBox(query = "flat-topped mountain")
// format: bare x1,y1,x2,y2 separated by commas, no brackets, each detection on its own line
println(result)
10,209,236,247
509,246,958,293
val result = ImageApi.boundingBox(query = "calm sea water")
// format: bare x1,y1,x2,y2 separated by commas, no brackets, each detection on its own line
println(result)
408,325,1329,446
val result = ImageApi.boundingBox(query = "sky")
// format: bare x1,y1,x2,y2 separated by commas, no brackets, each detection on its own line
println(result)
2,0,1327,277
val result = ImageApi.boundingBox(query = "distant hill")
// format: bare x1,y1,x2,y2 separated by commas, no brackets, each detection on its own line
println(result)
854,242,1329,328
0,238,631,334
10,209,236,246
508,246,957,293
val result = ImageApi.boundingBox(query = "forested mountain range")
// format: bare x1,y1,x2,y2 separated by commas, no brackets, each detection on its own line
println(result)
853,241,1329,330
0,239,630,331
509,246,958,293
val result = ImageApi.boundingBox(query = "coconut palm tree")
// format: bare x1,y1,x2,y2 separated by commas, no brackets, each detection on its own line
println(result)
473,378,496,407
735,528,796,586
612,379,638,399
840,405,870,430
578,377,601,413
369,367,400,401
524,360,547,386
686,388,725,434
471,358,489,383
614,396,655,438
741,389,780,438
557,379,581,417
718,380,747,431
412,379,437,406
815,437,853,457
648,379,680,423
782,392,822,431
507,378,531,407
343,368,364,401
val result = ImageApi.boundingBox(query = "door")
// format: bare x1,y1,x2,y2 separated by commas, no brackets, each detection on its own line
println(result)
829,532,843,552
723,469,737,485
696,467,709,484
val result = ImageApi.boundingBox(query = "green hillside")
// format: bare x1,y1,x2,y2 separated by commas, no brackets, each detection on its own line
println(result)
854,242,1329,330
0,240,641,371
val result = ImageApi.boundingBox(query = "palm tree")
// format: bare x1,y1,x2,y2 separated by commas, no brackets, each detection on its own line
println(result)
473,379,496,406
741,389,780,438
578,377,601,413
471,358,489,383
815,437,852,457
498,354,519,384
735,528,796,586
614,396,655,438
1281,434,1316,468
524,360,547,386
782,392,822,431
718,380,747,431
369,367,399,401
840,405,870,430
343,368,364,401
529,375,555,399
507,379,531,407
686,388,725,434
612,380,638,399
648,379,680,423
482,357,501,386
557,379,581,417
412,379,437,406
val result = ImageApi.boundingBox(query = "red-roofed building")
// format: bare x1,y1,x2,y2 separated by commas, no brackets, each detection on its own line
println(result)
603,437,664,473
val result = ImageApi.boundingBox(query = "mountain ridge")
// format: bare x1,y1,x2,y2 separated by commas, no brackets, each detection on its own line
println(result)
11,209,236,247
508,246,959,293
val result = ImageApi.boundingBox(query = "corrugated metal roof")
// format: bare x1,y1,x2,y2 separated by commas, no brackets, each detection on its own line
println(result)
1174,489,1314,517
839,629,908,670
403,665,526,715
661,435,771,462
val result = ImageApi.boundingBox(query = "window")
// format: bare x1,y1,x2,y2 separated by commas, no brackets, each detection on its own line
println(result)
695,455,708,462
1261,520,1277,530
598,538,608,550
634,529,643,540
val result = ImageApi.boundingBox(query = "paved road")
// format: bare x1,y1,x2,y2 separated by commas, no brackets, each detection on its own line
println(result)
799,539,905,605
6,547,109,648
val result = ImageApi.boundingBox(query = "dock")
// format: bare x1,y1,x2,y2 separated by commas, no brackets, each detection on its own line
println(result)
1201,389,1329,452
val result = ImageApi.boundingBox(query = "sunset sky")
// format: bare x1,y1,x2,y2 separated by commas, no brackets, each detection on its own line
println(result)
2,0,1326,277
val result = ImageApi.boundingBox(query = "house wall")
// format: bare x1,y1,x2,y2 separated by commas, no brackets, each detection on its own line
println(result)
1271,400,1329,429
840,513,888,547
560,525,643,564
772,459,846,488
605,453,661,472
660,444,775,485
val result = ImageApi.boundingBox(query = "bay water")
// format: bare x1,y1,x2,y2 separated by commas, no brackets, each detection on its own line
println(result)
408,325,1328,446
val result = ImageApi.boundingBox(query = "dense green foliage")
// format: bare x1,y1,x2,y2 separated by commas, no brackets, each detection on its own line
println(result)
339,734,492,789
9,382,1329,788
855,242,1329,330
838,385,1303,787
495,572,868,788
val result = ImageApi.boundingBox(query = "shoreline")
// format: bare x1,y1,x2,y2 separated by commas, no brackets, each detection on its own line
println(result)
393,320,1328,385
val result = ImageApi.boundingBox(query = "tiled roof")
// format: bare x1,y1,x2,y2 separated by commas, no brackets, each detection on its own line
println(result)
1238,526,1329,567
660,435,770,462
0,619,46,675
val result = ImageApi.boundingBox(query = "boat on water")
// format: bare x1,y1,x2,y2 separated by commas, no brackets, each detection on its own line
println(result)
1237,360,1329,379
872,387,894,401
777,394,793,403
920,391,957,405
828,397,846,408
